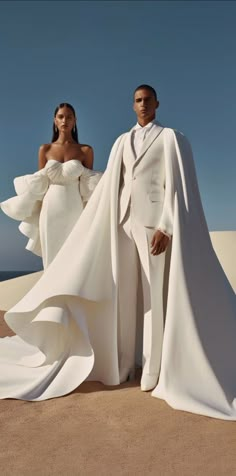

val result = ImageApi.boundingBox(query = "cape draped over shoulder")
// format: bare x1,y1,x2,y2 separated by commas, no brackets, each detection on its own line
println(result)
0,129,236,420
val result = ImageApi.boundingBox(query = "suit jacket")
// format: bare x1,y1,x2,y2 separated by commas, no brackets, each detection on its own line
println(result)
118,122,172,234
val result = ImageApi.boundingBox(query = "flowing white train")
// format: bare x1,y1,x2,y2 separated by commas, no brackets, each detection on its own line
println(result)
0,129,236,420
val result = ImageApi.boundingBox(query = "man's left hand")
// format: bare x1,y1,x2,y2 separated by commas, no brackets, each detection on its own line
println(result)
150,230,170,255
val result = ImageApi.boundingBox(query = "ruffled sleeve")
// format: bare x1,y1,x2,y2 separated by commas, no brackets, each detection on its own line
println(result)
79,169,103,205
0,170,49,257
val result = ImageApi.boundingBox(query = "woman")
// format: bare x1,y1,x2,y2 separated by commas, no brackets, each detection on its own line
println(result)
1,103,101,268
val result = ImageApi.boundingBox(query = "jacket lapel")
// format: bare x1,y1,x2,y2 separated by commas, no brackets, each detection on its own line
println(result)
126,126,136,161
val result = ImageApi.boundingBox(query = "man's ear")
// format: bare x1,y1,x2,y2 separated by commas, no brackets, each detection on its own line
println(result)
156,100,160,110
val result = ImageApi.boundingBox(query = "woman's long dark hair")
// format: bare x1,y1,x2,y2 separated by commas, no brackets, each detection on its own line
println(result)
52,102,79,143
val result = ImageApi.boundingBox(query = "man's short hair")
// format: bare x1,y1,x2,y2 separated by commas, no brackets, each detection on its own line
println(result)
134,84,157,101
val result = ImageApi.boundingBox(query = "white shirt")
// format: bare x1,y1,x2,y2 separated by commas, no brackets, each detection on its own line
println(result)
132,121,155,158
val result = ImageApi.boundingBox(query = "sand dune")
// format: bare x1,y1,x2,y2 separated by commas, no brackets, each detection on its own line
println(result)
0,270,43,310
210,231,236,291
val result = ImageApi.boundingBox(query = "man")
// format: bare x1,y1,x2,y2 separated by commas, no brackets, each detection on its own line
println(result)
117,84,171,391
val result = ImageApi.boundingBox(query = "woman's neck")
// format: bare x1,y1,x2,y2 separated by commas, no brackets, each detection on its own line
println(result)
56,132,75,144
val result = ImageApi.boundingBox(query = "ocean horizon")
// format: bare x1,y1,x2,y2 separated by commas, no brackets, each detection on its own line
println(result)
0,270,42,282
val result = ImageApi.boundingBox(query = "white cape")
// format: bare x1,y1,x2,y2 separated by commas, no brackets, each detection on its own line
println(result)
1,128,236,420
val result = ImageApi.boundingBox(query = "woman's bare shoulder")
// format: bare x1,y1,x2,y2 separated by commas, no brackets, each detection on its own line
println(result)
79,144,94,169
39,143,51,153
38,144,51,169
79,143,93,152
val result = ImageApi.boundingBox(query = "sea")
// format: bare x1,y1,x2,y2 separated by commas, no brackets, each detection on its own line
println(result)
0,271,41,282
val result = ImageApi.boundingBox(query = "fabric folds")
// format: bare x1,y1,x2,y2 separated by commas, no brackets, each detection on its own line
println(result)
1,160,102,262
0,131,236,420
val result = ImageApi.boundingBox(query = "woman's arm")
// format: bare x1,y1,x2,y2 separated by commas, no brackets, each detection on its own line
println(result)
38,144,48,170
81,145,94,170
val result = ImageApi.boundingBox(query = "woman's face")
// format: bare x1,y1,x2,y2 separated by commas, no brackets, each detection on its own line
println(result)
54,106,76,133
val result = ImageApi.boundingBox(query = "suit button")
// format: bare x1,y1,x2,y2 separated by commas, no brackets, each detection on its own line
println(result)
133,177,136,180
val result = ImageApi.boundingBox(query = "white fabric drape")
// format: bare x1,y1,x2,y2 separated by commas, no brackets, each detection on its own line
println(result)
0,130,236,420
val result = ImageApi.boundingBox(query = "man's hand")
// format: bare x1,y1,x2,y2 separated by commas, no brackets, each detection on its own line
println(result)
150,230,170,256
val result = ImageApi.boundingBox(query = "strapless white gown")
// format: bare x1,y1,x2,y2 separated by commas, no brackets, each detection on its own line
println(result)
1,159,102,268
0,160,103,401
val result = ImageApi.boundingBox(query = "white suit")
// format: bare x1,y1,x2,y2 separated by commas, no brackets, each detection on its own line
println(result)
117,122,170,384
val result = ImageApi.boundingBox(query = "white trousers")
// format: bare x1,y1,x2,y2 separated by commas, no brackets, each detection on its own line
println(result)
118,211,166,381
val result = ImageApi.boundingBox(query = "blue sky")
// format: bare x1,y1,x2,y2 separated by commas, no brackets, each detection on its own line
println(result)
0,0,235,270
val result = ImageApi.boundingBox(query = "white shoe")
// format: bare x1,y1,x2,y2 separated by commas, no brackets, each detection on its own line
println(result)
141,374,158,392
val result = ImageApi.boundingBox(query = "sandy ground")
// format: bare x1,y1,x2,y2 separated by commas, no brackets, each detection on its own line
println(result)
1,311,236,476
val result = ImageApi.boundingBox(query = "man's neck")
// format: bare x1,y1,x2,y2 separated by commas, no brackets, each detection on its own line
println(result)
137,115,156,127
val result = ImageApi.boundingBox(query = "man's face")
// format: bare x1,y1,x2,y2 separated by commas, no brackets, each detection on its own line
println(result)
133,89,159,123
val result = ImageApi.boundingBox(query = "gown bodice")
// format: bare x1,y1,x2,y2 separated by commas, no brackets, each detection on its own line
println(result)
43,159,85,185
